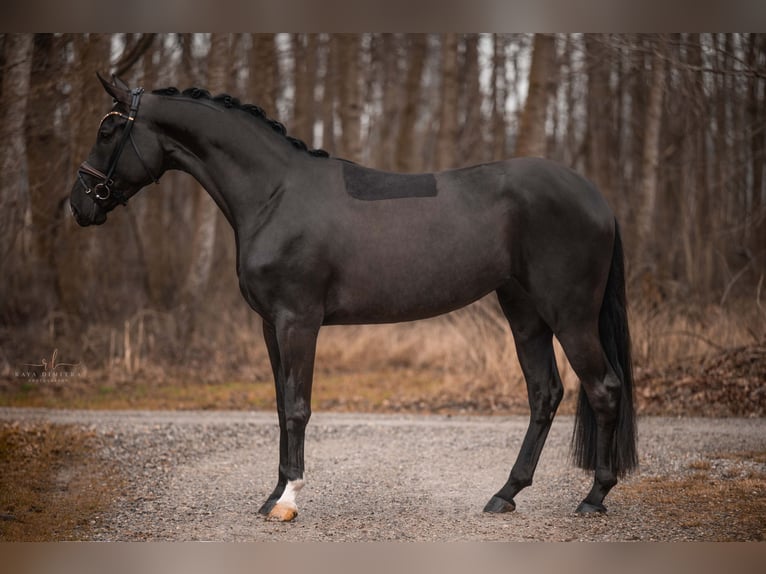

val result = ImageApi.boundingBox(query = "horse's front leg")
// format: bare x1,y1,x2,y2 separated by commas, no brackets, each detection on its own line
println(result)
262,315,319,522
257,321,288,516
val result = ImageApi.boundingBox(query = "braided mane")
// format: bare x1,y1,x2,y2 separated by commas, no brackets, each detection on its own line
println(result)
152,86,330,158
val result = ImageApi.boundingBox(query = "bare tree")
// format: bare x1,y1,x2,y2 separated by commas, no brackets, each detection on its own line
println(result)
584,34,614,201
337,34,362,162
375,34,401,170
249,34,278,113
112,33,156,78
561,35,581,169
436,34,459,170
747,33,766,265
320,34,337,155
515,33,556,158
53,34,113,316
25,33,61,303
636,35,667,270
490,35,507,160
0,34,33,267
292,34,318,144
181,34,231,328
458,34,484,166
395,35,427,172
134,33,172,308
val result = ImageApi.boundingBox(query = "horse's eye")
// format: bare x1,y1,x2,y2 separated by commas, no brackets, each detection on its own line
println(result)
98,128,114,141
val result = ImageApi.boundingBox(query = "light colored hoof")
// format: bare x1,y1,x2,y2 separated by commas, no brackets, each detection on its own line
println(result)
267,503,297,522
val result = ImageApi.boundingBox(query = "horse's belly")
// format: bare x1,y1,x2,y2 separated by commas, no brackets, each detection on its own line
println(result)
321,182,516,324
323,239,511,325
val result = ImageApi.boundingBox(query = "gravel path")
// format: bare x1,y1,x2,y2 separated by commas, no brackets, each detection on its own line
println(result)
1,408,763,541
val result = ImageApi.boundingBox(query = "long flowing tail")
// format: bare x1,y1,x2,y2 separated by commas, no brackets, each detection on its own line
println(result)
572,221,638,476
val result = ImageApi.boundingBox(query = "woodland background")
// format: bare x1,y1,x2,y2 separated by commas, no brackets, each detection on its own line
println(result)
0,33,764,416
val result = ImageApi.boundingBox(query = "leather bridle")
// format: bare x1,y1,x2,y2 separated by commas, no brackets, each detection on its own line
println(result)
77,87,159,205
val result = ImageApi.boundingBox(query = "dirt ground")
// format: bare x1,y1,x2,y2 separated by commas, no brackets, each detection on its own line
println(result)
1,407,763,541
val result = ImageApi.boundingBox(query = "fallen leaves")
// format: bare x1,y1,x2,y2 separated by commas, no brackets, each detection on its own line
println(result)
636,344,766,417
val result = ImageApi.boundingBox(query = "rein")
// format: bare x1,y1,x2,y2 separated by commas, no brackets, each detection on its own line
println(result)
77,87,158,204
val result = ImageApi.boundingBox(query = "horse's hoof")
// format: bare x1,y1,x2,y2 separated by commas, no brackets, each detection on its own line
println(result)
267,503,297,522
575,501,607,514
483,495,516,513
258,499,277,516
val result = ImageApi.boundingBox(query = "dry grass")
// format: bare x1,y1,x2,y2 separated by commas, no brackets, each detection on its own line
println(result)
314,302,580,414
631,299,765,416
631,299,763,370
617,450,766,541
711,450,766,464
0,422,121,541
688,459,712,471
1,297,763,416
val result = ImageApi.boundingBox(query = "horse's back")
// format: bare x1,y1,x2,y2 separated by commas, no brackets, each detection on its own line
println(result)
315,157,613,324
440,157,613,228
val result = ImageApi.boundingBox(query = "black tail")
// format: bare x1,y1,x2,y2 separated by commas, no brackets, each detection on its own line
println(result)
572,221,638,477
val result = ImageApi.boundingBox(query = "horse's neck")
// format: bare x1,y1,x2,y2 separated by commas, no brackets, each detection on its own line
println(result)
152,97,292,230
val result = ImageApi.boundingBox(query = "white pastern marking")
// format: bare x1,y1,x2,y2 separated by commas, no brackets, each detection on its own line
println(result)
276,479,305,510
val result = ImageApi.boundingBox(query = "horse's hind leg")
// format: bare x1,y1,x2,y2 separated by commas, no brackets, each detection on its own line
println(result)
557,326,621,513
484,282,564,513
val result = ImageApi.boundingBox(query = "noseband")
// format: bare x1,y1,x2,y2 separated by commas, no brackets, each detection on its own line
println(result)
78,87,159,205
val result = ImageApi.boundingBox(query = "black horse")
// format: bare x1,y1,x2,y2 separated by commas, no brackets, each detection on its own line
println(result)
70,75,637,522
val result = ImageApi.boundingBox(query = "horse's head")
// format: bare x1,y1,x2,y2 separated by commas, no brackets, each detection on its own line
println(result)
69,74,163,226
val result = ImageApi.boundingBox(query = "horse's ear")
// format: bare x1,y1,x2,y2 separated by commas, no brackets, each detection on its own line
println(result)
112,75,130,91
96,71,129,104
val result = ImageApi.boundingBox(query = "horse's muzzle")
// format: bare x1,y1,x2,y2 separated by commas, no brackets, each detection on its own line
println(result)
70,197,106,227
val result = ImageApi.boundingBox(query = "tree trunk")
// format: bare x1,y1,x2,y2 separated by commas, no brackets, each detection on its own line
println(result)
55,34,121,317
134,33,172,308
26,34,59,258
25,34,62,309
629,34,648,213
436,34,459,170
320,34,337,155
747,33,766,275
337,34,362,162
249,34,278,113
515,33,556,158
490,35,507,160
637,35,667,270
181,34,231,327
687,34,714,294
112,33,156,78
375,34,400,171
562,35,580,169
0,34,33,324
458,34,483,165
0,34,33,263
584,34,613,200
0,34,6,90
292,34,318,144
395,34,427,172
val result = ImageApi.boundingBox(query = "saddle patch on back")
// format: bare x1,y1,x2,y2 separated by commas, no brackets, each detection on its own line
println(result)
342,161,437,201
